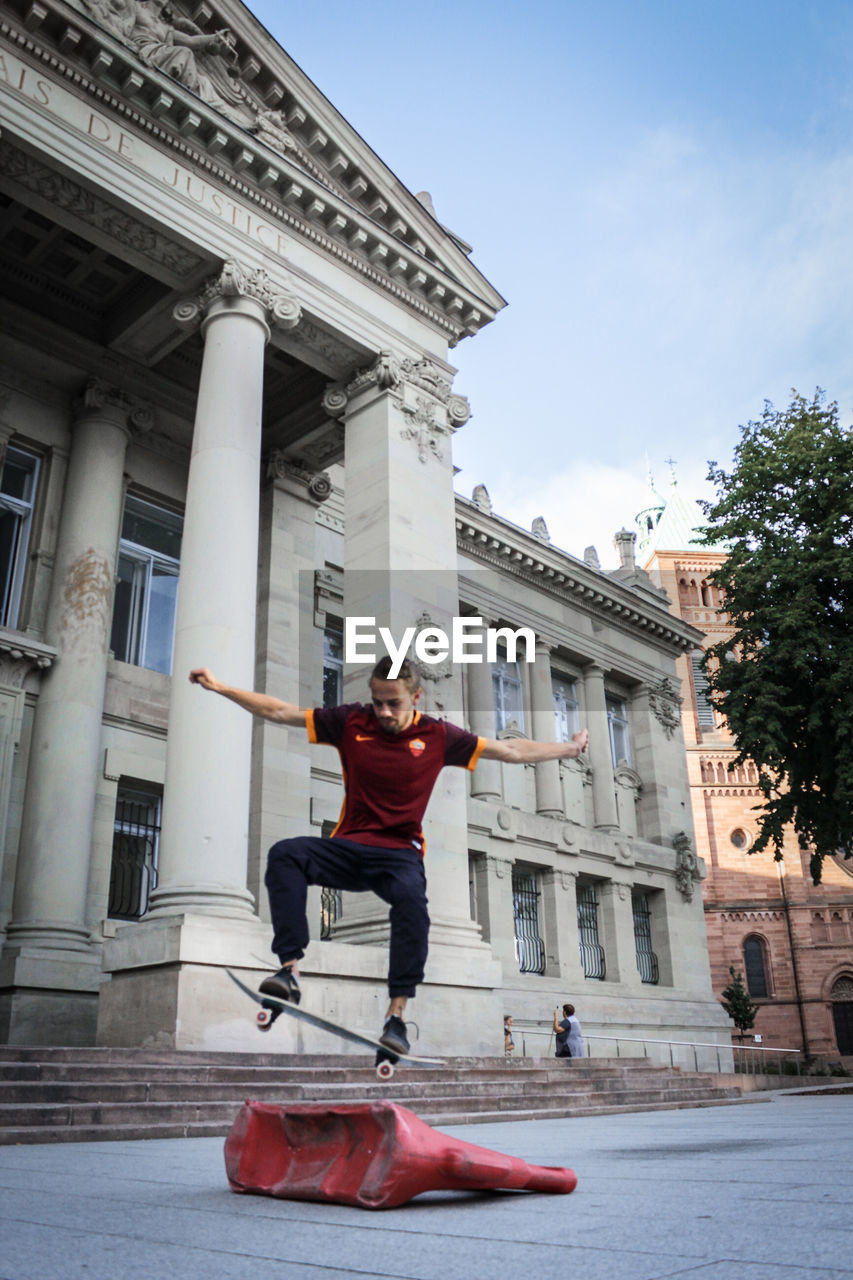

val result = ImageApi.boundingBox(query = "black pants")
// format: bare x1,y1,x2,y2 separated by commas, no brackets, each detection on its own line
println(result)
265,835,430,998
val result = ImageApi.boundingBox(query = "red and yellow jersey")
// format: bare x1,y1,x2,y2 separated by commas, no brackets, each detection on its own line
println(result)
305,703,485,853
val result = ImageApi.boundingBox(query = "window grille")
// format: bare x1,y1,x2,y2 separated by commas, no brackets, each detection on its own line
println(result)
319,819,342,938
493,652,524,732
605,694,631,766
323,621,343,708
632,892,659,984
110,496,182,675
108,786,161,919
553,675,579,742
320,887,342,939
743,935,769,997
512,868,545,974
577,881,606,979
691,652,715,727
0,446,39,629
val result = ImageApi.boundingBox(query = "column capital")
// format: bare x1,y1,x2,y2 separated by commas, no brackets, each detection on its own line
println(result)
266,451,332,505
173,259,301,338
73,377,154,439
334,352,470,422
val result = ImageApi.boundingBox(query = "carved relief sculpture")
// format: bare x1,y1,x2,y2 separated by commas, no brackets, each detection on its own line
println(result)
648,675,684,740
673,830,700,901
79,0,255,127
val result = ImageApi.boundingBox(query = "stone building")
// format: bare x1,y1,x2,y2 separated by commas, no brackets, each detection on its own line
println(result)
640,473,853,1063
0,0,732,1062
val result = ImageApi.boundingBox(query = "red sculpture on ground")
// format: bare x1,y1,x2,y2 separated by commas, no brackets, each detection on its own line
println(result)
224,1099,577,1210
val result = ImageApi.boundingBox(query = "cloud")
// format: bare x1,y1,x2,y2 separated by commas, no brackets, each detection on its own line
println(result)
456,455,715,571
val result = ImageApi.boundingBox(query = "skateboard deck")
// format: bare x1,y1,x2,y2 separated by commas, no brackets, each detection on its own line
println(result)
226,969,445,1079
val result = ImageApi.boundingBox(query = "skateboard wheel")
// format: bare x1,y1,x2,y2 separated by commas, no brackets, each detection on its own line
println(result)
257,1008,272,1027
376,1059,395,1081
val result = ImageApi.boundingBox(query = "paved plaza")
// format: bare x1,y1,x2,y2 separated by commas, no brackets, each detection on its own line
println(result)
0,1092,851,1280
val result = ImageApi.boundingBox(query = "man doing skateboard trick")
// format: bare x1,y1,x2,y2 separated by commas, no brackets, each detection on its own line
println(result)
189,657,588,1057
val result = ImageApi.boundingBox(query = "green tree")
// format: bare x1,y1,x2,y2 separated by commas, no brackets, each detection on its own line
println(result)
699,390,853,883
720,966,759,1040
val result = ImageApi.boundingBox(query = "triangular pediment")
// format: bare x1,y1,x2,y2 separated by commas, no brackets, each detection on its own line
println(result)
52,0,504,340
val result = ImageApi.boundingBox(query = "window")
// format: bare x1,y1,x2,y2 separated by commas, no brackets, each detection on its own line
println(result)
512,867,545,974
577,881,606,979
493,651,524,732
691,652,715,728
110,496,182,675
743,935,769,998
323,619,343,708
108,785,161,919
605,694,631,766
553,674,579,742
0,446,39,629
632,892,659,984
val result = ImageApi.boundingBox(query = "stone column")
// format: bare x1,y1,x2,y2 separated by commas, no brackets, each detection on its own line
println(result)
148,263,300,918
249,455,331,909
1,380,148,1043
596,881,626,983
530,639,563,817
97,262,303,1050
324,353,501,1006
541,867,584,985
466,641,501,801
633,676,692,845
470,854,517,974
583,663,619,830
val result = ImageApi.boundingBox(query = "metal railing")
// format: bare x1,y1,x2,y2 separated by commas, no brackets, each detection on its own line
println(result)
512,1025,804,1074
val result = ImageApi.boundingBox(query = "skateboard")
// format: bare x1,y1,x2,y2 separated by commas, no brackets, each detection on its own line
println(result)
226,969,446,1080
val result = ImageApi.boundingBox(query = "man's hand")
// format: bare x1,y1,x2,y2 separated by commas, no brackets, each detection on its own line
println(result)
571,728,589,756
189,667,218,691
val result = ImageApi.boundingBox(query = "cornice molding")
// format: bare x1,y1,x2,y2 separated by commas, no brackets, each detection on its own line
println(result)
1,1,498,341
455,497,703,654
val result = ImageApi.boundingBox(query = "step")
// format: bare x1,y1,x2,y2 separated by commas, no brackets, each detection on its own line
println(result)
0,1046,750,1144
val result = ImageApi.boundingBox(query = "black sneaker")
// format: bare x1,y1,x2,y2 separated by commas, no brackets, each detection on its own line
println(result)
259,967,301,1005
379,1014,410,1056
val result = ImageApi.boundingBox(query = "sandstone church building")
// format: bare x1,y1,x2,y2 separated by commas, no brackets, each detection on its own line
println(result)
0,0,733,1062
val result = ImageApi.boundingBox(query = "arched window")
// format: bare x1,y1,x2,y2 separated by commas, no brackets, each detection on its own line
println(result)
743,935,769,998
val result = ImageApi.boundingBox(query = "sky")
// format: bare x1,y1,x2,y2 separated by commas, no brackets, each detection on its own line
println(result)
247,0,853,568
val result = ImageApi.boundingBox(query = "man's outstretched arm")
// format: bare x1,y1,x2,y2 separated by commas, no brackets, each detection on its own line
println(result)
479,727,589,764
189,667,307,726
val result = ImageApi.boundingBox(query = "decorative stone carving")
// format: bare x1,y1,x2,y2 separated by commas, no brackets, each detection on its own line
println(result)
408,612,453,683
398,356,452,402
321,384,348,420
0,142,201,279
648,675,684,739
0,632,56,688
174,260,301,332
266,452,332,503
472,484,492,514
615,840,635,865
74,377,154,437
78,0,255,127
583,546,601,569
492,808,516,841
346,350,402,397
251,108,299,156
673,830,701,901
400,395,450,464
532,516,550,543
487,855,512,879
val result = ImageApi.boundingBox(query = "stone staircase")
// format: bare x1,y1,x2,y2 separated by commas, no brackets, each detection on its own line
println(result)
0,1047,755,1145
